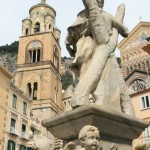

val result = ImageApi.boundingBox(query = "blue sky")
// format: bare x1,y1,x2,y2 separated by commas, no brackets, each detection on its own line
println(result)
0,0,150,56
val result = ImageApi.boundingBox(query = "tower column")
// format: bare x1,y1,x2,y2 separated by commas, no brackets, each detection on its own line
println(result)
31,51,33,63
36,49,38,62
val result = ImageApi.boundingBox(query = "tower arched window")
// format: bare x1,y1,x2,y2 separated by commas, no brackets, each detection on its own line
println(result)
27,83,32,98
53,48,59,69
34,22,40,33
25,28,29,35
49,24,51,30
28,49,41,63
27,82,38,100
33,50,36,62
33,82,38,100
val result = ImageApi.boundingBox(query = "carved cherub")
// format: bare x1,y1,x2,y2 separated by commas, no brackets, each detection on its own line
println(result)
64,125,100,150
79,125,100,150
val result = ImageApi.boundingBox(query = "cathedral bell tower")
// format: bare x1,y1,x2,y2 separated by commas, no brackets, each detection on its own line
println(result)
15,0,62,119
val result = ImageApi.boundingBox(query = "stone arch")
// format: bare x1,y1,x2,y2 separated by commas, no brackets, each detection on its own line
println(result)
34,22,40,33
53,45,59,69
23,73,41,100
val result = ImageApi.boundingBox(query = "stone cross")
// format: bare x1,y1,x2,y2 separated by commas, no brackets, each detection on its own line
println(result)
139,16,143,22
41,0,46,3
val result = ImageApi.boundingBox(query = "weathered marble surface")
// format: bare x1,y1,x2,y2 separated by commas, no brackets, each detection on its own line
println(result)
42,104,149,150
65,0,135,116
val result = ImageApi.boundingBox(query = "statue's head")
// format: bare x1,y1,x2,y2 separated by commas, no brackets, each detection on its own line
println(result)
97,0,104,8
78,125,100,150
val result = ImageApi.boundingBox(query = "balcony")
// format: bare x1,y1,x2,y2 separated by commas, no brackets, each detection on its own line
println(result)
21,132,29,140
9,127,18,136
29,134,34,140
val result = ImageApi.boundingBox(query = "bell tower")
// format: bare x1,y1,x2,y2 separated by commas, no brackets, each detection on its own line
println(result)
15,0,62,120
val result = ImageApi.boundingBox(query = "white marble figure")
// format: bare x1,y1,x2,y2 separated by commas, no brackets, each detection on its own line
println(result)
65,0,135,115
64,125,100,150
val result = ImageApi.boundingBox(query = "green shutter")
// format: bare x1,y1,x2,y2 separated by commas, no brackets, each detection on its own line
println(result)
20,145,26,150
7,140,15,150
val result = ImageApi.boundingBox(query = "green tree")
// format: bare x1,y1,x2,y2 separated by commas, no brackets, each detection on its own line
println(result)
62,73,73,90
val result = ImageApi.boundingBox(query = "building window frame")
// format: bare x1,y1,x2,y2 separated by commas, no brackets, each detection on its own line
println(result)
7,140,15,150
141,95,150,110
20,145,26,150
23,102,27,114
12,94,17,108
144,126,150,143
26,82,38,100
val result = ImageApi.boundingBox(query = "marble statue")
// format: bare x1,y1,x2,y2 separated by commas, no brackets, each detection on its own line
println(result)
65,0,135,115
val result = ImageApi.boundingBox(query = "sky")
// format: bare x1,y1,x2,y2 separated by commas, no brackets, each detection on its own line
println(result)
0,0,150,57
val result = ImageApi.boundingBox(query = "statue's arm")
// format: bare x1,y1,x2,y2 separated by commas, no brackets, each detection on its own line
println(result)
65,33,76,57
110,14,129,38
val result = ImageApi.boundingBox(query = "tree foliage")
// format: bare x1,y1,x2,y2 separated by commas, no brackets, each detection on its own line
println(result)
62,73,73,90
0,41,19,54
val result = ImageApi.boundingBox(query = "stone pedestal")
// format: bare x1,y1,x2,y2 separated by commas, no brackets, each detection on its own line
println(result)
42,104,149,150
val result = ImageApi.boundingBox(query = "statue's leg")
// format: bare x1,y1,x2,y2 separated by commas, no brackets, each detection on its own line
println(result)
71,44,111,108
112,55,135,116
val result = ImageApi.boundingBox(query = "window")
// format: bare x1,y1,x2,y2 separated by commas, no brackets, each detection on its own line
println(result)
23,102,27,114
12,94,17,108
33,82,38,100
22,124,26,133
27,148,33,150
144,126,150,143
27,83,32,98
29,49,41,63
7,140,15,150
141,95,150,109
34,22,40,33
49,24,51,29
53,48,59,69
25,28,29,35
10,118,16,129
20,145,26,150
27,82,38,100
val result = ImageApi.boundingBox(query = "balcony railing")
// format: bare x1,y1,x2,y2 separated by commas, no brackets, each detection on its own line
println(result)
29,134,34,140
21,132,29,140
9,127,18,136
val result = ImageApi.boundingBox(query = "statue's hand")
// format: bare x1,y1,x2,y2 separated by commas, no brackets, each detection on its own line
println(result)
63,142,76,150
122,27,129,38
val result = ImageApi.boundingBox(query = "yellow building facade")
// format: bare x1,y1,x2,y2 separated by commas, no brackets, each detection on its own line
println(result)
0,65,13,149
118,21,150,147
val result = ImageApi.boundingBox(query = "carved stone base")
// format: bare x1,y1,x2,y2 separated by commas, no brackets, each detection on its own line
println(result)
42,104,149,150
